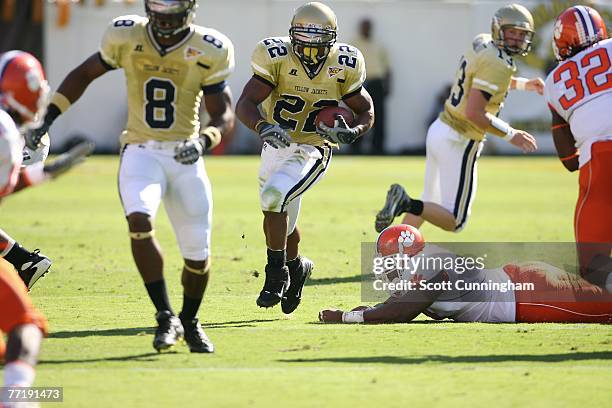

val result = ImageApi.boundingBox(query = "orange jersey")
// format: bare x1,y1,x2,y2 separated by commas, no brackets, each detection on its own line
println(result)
0,260,47,338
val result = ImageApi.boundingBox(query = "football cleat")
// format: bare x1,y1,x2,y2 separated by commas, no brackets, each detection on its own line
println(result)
375,184,411,233
256,265,290,308
180,315,214,353
281,257,314,314
18,249,52,290
153,310,184,352
43,140,95,179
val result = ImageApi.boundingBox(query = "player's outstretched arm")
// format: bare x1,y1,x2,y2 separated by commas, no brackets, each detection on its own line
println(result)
465,88,537,153
236,77,292,149
10,140,95,194
549,108,578,172
319,299,432,324
26,53,111,149
511,76,544,95
320,273,444,324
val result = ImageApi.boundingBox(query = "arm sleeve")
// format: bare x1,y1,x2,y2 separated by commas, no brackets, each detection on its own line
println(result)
472,54,511,96
99,19,128,69
250,41,278,87
340,47,367,99
201,34,235,88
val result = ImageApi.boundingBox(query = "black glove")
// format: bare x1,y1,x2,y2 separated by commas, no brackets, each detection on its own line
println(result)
317,115,360,144
257,122,292,149
25,104,61,149
43,140,95,178
174,138,206,165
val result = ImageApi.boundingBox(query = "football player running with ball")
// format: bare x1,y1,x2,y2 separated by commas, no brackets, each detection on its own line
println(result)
236,2,374,312
543,5,612,287
27,0,235,353
375,4,543,234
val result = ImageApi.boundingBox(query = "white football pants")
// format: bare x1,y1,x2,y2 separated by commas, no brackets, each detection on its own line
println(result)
258,142,332,235
422,118,483,232
118,141,212,260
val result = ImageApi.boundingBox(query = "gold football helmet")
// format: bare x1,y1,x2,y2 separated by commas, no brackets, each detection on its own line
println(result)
491,3,535,56
289,2,337,74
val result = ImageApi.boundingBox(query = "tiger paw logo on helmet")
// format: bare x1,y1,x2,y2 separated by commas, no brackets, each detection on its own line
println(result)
398,230,416,251
376,224,424,257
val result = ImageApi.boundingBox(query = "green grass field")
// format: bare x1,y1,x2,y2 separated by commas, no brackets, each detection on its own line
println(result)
1,156,611,407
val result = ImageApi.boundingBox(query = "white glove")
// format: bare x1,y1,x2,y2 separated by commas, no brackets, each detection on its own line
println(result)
258,122,292,149
317,115,360,144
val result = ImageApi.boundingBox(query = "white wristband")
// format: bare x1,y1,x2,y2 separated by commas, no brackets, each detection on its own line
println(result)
490,116,515,141
342,311,365,323
514,77,528,91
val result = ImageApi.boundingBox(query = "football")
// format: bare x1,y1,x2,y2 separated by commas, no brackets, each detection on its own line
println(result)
315,106,354,128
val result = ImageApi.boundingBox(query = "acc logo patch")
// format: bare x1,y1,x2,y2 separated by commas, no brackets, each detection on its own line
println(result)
327,66,343,78
184,47,204,59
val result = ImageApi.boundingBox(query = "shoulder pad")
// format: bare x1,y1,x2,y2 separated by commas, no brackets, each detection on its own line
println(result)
472,33,493,53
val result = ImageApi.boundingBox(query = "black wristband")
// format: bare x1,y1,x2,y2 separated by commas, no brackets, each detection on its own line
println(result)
201,134,212,150
45,103,62,126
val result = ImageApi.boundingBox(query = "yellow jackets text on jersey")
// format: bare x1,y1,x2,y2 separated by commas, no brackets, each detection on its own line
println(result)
251,37,366,146
440,34,516,141
99,15,234,145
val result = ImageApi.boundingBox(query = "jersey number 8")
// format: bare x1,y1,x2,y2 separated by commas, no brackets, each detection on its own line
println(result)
144,78,176,129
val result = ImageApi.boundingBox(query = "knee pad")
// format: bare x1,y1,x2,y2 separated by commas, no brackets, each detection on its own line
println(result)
176,224,210,260
260,182,285,212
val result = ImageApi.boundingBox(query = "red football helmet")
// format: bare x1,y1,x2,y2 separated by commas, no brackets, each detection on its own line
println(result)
552,5,608,61
0,51,49,128
376,224,425,257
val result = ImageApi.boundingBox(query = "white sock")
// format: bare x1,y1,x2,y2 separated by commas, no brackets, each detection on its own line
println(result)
3,361,35,387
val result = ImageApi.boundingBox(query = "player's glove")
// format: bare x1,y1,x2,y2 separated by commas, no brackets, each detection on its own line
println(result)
25,104,62,149
257,121,292,149
43,140,95,178
174,126,222,165
174,138,206,165
317,115,360,144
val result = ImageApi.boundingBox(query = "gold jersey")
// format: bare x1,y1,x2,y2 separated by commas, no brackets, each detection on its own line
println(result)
440,34,516,141
251,37,366,146
99,15,234,145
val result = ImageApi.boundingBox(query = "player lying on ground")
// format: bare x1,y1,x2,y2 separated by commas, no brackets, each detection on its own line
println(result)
375,4,542,234
319,225,612,324
0,51,93,290
543,5,612,281
27,0,235,353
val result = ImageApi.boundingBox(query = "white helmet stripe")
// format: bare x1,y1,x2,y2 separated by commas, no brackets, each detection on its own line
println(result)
572,10,588,45
575,6,595,40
